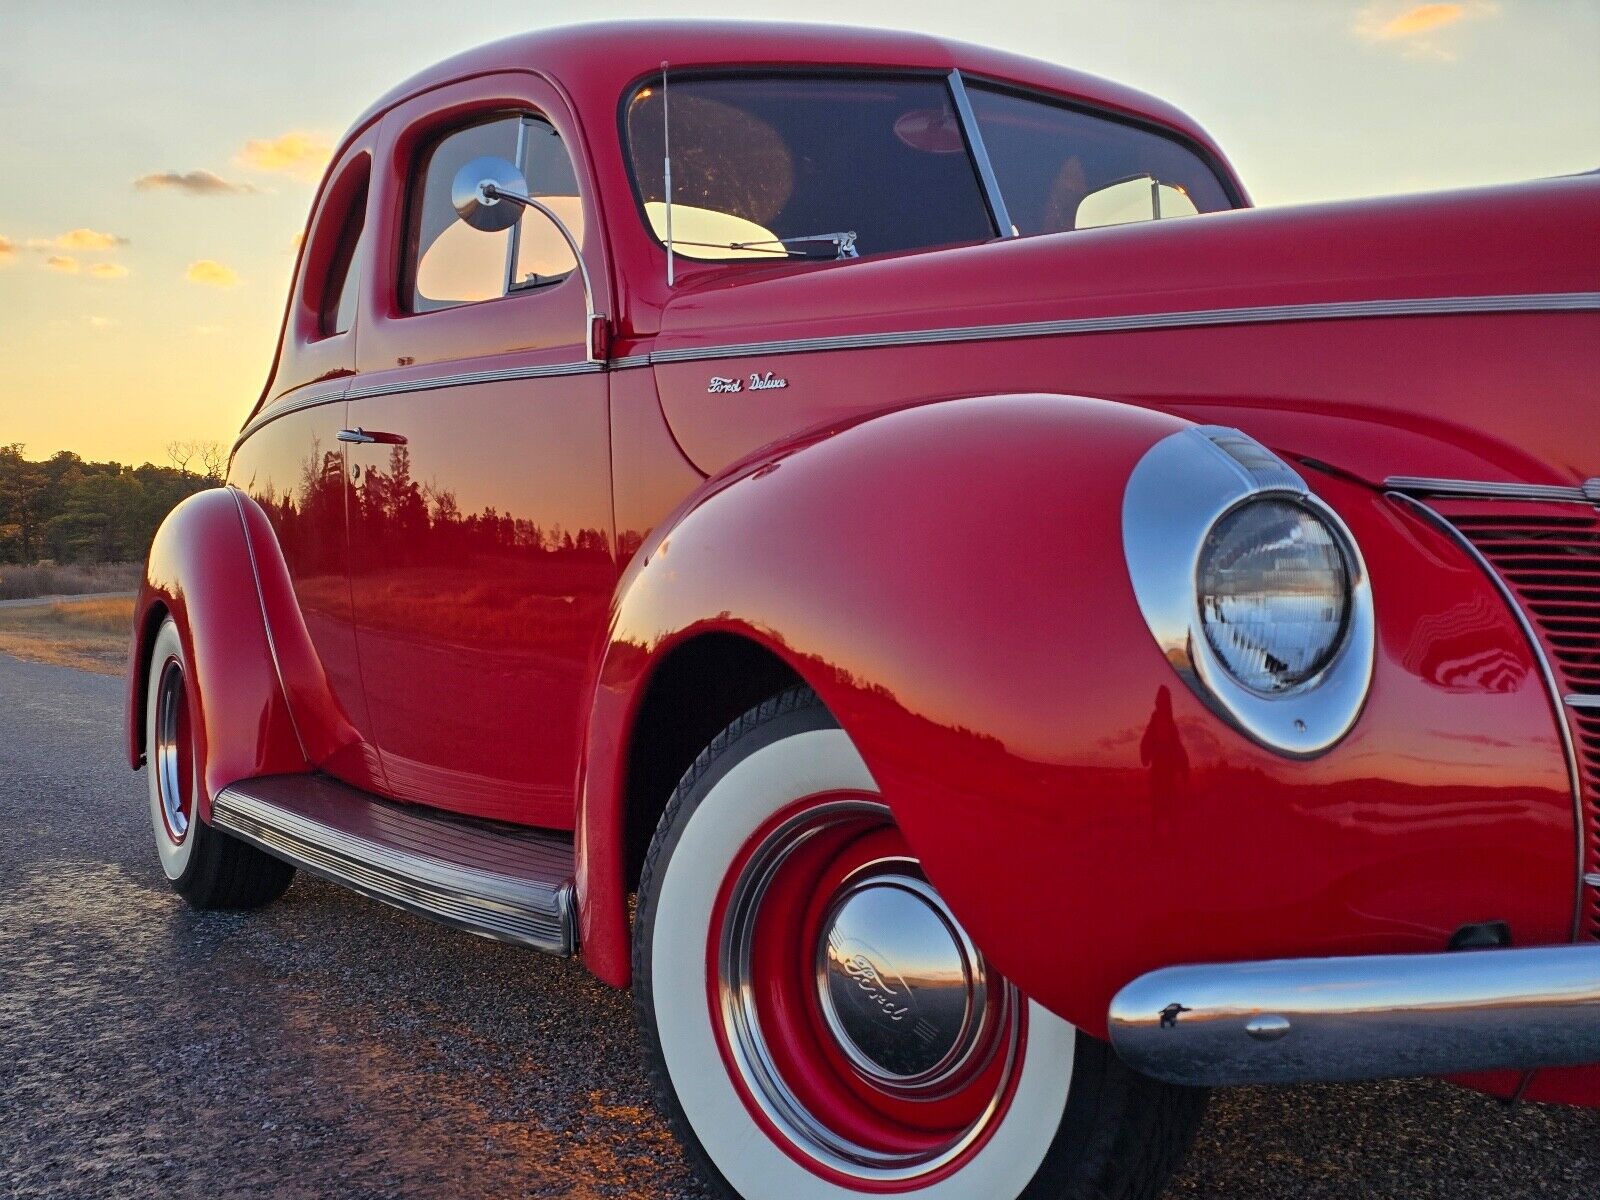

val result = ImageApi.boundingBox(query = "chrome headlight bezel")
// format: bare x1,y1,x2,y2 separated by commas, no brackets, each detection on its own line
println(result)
1122,426,1375,757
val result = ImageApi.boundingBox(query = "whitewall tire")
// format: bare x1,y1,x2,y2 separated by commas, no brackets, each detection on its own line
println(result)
633,686,1207,1200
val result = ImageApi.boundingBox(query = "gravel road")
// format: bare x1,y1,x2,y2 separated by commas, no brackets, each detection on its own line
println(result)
2,651,1596,1199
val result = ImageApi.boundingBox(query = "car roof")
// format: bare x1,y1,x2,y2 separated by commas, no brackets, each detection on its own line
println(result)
343,20,1229,165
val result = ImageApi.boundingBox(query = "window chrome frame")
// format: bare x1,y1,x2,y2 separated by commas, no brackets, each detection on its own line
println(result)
1122,426,1375,757
946,70,1016,239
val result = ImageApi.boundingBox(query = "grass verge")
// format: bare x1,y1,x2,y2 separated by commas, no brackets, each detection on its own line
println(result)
0,561,141,600
0,595,133,675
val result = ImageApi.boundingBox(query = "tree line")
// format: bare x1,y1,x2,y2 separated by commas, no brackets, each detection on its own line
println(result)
0,442,223,564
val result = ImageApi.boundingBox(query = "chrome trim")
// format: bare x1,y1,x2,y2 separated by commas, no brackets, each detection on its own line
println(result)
212,775,577,955
234,292,1599,449
343,358,605,403
226,486,308,763
947,70,1015,239
1123,426,1375,757
1565,694,1600,711
717,798,1019,1182
1108,943,1600,1087
1585,872,1600,888
815,872,990,1092
154,658,190,842
233,383,348,448
1385,475,1600,507
647,292,1600,368
1393,493,1588,943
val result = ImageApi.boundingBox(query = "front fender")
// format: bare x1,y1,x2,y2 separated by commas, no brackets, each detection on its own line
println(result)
127,488,306,819
578,393,1575,1036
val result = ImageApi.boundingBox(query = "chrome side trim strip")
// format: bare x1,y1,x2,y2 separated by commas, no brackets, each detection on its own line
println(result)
947,69,1016,239
342,357,604,402
1565,694,1600,711
1385,475,1600,506
235,383,348,447
1586,872,1600,888
235,292,1598,449
212,778,577,955
1108,943,1600,1087
647,292,1600,367
1393,493,1588,942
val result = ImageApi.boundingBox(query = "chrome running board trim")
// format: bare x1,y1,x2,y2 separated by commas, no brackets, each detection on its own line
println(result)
1108,943,1600,1087
212,775,576,955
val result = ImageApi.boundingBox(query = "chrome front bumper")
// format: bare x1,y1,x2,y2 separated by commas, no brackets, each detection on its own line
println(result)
1108,944,1600,1087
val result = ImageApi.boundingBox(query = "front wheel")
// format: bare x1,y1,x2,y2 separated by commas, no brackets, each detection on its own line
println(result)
145,616,295,909
634,687,1207,1199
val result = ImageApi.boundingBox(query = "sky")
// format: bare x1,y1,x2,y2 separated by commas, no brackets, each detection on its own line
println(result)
1,0,1595,469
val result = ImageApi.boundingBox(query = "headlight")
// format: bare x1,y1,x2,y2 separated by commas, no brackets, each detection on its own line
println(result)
1197,499,1351,694
1123,426,1374,757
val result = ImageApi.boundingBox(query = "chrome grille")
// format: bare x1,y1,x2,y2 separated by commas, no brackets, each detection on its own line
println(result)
1441,508,1600,938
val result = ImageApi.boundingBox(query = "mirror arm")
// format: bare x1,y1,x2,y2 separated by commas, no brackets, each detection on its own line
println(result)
482,183,607,363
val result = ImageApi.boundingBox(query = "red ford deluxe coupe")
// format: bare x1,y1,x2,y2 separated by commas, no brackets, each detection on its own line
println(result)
128,20,1600,1199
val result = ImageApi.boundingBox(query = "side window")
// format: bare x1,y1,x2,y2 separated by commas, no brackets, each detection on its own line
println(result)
406,114,582,313
966,86,1234,236
321,178,367,336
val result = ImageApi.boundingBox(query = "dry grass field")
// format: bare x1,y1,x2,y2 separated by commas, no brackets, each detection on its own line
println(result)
0,595,133,675
0,561,141,600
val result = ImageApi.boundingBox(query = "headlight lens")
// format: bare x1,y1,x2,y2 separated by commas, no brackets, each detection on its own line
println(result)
1197,499,1351,694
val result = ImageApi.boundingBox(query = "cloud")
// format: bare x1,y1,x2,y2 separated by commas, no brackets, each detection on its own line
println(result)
0,235,14,263
185,259,240,287
87,316,118,328
1356,2,1497,58
290,230,305,250
55,227,128,250
87,262,129,280
135,169,257,196
236,131,332,182
45,255,79,273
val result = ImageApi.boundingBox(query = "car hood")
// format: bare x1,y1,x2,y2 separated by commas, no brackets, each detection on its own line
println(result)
653,174,1599,487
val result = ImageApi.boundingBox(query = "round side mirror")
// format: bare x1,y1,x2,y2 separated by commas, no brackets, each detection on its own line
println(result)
451,156,530,233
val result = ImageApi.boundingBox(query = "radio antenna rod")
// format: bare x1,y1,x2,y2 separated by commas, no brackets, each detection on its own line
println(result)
661,61,674,288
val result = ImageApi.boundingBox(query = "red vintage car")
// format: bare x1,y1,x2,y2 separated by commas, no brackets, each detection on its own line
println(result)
127,19,1600,1199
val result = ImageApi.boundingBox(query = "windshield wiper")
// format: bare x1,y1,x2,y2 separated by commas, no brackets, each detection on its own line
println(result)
669,231,860,261
732,231,859,260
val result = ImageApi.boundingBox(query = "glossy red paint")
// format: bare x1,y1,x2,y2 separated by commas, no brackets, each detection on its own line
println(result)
127,489,306,818
131,20,1600,1107
651,176,1599,485
579,394,1577,1036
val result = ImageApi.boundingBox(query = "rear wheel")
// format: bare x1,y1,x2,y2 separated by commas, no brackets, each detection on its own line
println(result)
145,617,294,909
634,686,1207,1199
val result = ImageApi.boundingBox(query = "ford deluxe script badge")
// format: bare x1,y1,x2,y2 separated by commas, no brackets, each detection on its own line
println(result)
708,372,788,394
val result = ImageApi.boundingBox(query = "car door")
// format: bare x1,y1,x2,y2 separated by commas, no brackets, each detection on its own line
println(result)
346,75,614,828
229,137,388,793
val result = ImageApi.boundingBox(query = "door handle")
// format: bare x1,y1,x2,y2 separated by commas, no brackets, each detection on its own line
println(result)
337,427,407,445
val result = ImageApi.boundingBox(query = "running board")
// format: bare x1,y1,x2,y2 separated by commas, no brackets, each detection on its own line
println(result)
212,774,577,955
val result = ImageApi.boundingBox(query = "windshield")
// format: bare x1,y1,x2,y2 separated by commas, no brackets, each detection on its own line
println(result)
965,85,1233,234
623,72,1235,263
625,75,997,260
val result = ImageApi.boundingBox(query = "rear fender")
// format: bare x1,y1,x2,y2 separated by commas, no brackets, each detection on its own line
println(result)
127,488,307,819
576,393,1575,1038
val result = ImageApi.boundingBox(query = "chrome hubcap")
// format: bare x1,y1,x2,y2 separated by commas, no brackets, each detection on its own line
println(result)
714,799,1021,1182
817,874,989,1090
155,659,190,843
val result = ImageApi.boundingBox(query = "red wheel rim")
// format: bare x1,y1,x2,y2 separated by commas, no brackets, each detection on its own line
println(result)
706,794,1026,1190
